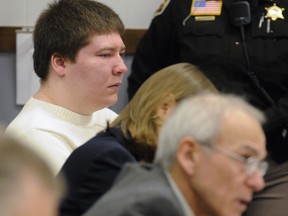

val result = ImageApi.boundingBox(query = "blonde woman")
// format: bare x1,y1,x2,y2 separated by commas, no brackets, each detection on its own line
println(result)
58,63,217,216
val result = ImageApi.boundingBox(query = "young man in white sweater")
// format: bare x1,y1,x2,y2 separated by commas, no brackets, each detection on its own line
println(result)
6,0,127,174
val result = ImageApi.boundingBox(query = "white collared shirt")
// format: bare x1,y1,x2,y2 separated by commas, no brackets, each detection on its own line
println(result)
164,170,195,216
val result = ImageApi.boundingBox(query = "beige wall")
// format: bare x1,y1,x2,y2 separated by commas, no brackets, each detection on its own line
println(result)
0,0,163,28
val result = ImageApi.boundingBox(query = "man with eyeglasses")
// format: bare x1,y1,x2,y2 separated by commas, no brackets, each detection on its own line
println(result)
84,93,267,216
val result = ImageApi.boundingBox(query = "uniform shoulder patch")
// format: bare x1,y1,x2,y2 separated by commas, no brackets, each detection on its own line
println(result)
154,0,171,16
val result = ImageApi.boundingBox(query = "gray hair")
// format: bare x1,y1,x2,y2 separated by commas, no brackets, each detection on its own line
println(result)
154,93,265,169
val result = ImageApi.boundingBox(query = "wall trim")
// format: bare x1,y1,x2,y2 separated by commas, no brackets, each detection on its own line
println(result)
0,27,146,54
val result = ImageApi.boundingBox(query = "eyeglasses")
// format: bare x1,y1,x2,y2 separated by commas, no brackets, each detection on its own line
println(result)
203,144,268,177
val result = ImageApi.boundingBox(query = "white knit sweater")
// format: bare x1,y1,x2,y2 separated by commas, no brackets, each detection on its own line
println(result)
6,97,118,174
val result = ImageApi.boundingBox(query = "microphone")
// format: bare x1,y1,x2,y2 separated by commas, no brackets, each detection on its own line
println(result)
229,1,251,26
229,1,275,105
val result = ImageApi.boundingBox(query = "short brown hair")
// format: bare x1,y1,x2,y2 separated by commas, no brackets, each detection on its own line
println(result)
33,0,125,80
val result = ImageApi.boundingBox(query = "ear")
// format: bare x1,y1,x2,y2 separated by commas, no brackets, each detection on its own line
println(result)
156,94,176,124
176,136,199,176
50,53,67,77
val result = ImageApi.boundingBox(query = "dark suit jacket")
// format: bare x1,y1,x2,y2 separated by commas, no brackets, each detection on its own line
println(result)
83,163,186,216
58,127,137,216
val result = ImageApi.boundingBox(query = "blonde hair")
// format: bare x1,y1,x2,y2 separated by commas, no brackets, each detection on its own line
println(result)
111,63,217,161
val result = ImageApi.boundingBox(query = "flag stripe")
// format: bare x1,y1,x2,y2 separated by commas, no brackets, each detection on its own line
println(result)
191,0,222,15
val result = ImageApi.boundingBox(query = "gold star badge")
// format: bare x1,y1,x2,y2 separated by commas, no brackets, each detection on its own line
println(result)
265,3,285,21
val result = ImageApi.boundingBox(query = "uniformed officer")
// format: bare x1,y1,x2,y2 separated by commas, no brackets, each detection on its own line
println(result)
128,0,288,215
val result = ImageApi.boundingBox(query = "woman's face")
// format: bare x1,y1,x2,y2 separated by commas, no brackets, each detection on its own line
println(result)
155,95,176,132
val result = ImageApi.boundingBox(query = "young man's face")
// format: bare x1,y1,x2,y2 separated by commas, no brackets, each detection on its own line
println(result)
191,110,266,216
65,32,127,114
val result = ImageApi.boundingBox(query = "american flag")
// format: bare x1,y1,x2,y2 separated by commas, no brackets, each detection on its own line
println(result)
191,0,222,16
